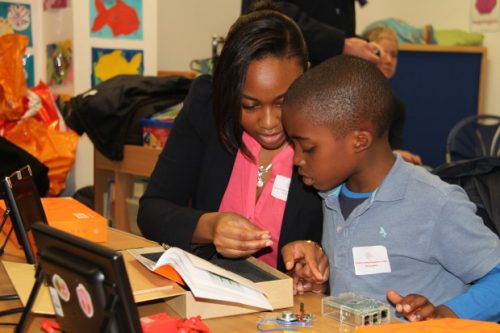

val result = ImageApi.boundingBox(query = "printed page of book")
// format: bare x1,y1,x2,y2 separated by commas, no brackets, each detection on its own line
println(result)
129,247,273,310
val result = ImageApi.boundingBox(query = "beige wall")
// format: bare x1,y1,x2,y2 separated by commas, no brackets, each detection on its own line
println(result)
70,0,158,191
157,0,240,71
157,1,499,116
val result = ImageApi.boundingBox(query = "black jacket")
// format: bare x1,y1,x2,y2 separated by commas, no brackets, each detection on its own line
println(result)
137,75,323,272
433,157,500,236
242,0,356,66
388,96,406,150
66,75,191,160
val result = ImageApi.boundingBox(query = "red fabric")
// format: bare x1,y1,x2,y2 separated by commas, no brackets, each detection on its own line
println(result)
141,313,211,333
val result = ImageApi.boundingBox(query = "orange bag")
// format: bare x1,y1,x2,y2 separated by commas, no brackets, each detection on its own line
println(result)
5,118,78,196
0,34,28,121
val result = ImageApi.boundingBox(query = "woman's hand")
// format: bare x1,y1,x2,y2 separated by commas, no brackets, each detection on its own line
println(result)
387,289,458,321
343,38,384,64
281,240,329,295
194,212,272,258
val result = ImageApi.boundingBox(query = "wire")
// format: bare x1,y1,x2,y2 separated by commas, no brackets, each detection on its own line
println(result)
0,294,19,301
0,322,18,326
0,307,24,317
256,319,299,332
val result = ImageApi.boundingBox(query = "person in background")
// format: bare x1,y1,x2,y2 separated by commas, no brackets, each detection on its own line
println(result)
362,26,422,165
242,0,381,66
281,55,500,321
138,6,325,279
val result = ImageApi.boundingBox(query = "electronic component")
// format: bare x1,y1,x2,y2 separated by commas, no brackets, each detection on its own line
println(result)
321,292,390,327
256,303,313,332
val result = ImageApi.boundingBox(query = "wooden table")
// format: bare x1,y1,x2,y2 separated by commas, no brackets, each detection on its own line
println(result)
0,229,353,333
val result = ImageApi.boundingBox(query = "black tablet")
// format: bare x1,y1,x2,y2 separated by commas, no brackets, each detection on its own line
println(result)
31,222,142,333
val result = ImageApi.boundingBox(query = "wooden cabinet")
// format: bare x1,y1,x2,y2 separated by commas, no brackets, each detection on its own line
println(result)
94,145,160,231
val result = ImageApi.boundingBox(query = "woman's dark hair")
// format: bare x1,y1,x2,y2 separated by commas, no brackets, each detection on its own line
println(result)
212,7,308,158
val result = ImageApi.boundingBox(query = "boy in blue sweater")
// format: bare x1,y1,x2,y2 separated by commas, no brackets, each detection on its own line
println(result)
281,55,500,321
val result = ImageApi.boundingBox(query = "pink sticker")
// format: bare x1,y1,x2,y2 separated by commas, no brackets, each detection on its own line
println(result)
52,274,70,302
76,284,94,318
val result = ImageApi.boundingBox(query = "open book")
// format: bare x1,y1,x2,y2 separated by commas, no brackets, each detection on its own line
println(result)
128,246,273,310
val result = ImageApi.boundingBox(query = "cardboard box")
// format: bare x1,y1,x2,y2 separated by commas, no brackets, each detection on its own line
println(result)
0,197,108,244
5,249,292,320
165,256,293,319
3,227,292,320
3,251,186,315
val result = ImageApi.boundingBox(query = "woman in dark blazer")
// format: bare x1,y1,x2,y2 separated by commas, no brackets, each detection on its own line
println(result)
242,0,380,66
138,7,323,273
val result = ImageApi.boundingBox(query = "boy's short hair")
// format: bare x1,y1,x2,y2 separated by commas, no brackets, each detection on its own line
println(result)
284,55,393,138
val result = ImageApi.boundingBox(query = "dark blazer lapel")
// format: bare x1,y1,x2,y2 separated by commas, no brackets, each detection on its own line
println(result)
279,170,304,244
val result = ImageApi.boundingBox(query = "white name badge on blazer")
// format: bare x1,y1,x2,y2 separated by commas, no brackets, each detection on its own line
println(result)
271,175,291,201
352,245,391,275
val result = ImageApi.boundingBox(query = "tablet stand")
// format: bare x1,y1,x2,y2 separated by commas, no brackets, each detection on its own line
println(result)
0,208,14,256
15,266,43,333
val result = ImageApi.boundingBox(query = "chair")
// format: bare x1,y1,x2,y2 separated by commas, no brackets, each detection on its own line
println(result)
1,165,47,264
433,157,500,237
446,114,500,162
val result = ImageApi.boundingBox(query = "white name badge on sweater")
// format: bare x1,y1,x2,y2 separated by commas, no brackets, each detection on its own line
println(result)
271,175,291,201
352,245,391,275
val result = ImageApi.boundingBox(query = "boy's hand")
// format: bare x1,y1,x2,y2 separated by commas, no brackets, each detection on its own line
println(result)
387,289,458,321
290,272,328,295
281,240,329,294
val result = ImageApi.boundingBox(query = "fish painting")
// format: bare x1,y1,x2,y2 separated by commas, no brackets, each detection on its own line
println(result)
93,49,143,84
91,0,140,37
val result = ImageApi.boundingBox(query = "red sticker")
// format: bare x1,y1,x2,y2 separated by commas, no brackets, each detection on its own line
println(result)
76,284,94,318
52,274,70,302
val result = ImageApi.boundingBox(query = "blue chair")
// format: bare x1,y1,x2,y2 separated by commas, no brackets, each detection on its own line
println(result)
446,115,500,162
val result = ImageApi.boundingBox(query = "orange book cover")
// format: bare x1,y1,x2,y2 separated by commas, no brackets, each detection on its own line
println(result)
0,197,108,245
42,198,108,243
355,318,500,333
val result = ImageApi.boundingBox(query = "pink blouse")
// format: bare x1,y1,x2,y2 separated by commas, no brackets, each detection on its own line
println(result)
219,132,293,267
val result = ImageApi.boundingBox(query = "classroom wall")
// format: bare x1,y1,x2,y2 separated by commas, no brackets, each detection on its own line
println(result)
70,0,158,191
157,0,240,70
157,1,499,117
